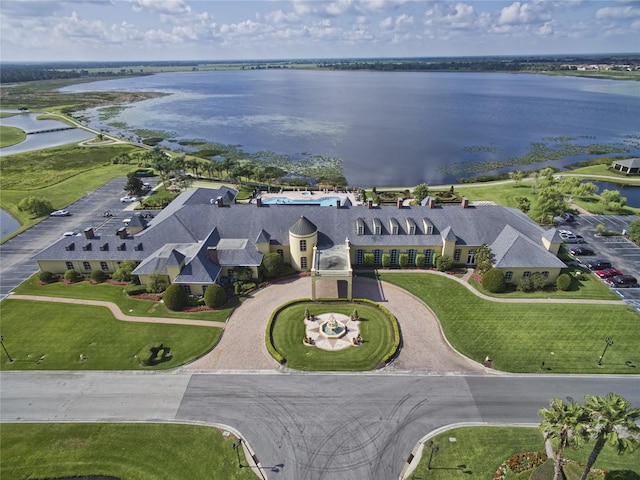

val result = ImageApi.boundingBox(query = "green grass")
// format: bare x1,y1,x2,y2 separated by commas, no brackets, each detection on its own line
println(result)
411,426,639,479
0,125,26,147
13,274,238,322
272,302,393,371
0,299,221,370
375,272,640,374
0,423,256,480
468,268,620,300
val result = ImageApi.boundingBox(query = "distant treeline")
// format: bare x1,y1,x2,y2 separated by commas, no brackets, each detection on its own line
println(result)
1,55,638,84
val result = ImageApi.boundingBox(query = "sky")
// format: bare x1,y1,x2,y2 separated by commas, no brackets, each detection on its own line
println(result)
1,0,639,62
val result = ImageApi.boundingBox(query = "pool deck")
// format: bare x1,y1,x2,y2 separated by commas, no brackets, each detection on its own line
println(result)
258,189,364,206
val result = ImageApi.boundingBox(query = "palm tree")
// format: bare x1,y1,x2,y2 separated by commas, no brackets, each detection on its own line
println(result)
579,392,640,480
539,398,588,480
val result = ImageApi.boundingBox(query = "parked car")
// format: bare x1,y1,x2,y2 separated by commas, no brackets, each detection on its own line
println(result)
560,232,584,243
594,268,624,279
585,259,612,270
568,246,595,256
50,209,70,217
120,196,138,203
605,275,638,288
561,212,575,222
62,230,81,237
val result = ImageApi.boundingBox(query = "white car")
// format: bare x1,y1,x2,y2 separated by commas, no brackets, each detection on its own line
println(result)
50,209,70,217
62,230,81,237
120,196,138,203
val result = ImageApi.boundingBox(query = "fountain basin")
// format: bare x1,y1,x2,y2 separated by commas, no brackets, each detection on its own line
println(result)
319,314,347,339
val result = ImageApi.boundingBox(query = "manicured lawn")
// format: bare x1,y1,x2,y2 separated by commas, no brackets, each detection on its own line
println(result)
0,125,26,147
375,272,640,374
0,299,221,370
0,423,256,480
411,426,639,479
14,274,237,322
272,302,394,371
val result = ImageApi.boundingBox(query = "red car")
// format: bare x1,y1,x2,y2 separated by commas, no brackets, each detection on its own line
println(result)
595,268,623,279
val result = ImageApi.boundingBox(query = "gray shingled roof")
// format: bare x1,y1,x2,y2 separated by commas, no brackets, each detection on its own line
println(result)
289,216,317,235
614,158,640,168
492,225,565,268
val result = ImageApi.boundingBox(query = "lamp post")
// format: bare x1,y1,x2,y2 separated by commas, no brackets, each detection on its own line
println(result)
426,440,439,470
598,337,614,366
0,336,14,363
231,438,243,468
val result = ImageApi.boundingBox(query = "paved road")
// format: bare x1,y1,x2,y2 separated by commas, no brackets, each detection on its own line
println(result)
2,372,638,480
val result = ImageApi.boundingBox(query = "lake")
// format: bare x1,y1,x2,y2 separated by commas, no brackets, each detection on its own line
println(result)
63,70,640,187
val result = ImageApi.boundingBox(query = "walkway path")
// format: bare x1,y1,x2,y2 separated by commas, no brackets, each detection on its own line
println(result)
6,294,226,328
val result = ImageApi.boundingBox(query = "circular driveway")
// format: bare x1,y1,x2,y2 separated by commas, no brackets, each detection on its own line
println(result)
185,276,485,373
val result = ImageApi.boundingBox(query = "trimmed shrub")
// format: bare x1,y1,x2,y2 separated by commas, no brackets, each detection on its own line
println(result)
517,277,534,292
204,284,227,308
363,253,375,266
262,252,285,278
381,253,391,268
398,253,409,267
63,269,80,283
482,268,505,293
436,254,454,272
90,270,107,283
556,273,572,291
39,271,55,284
415,253,425,268
163,283,187,311
146,272,168,294
125,284,148,296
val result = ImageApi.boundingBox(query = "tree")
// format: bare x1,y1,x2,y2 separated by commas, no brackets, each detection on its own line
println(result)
539,398,588,480
578,392,640,480
482,268,505,293
627,218,640,244
146,272,168,294
112,260,137,282
17,196,53,217
412,183,430,204
600,189,627,211
204,284,227,308
509,170,525,187
532,186,568,224
474,244,494,276
574,182,598,198
124,172,144,197
262,253,285,278
435,255,454,272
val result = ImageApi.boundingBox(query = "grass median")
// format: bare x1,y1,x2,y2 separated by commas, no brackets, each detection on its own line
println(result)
375,272,640,374
0,299,222,370
0,423,256,480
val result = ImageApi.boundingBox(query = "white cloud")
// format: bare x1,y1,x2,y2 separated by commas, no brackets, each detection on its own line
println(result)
424,2,478,30
596,5,640,20
131,0,191,15
264,9,300,24
497,1,551,26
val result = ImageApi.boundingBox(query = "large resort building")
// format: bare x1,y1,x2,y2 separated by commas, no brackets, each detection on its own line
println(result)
34,186,566,298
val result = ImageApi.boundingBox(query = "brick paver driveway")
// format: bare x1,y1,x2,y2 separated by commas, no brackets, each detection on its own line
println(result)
185,276,485,373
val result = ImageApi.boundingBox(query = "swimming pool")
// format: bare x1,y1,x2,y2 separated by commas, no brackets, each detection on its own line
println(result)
261,196,345,206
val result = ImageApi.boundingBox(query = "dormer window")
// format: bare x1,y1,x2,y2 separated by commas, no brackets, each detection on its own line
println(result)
355,218,365,236
422,218,434,235
406,218,417,235
389,217,399,235
372,218,382,235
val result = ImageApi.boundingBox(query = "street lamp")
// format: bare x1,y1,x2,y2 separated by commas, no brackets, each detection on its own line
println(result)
0,336,14,363
231,438,243,468
598,337,614,366
426,440,439,470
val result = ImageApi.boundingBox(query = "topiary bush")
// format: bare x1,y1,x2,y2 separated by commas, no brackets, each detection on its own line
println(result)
415,253,425,268
90,270,107,283
398,253,409,267
381,253,391,268
436,254,454,272
482,268,506,293
363,253,375,266
63,269,80,283
556,273,572,291
38,271,55,284
163,283,187,311
204,284,227,308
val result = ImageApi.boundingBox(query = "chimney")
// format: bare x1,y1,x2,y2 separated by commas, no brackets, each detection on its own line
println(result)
397,198,403,209
207,247,218,263
428,197,436,209
117,227,128,239
367,199,373,209
256,197,262,207
216,196,224,207
462,197,469,208
336,199,341,209
84,227,94,239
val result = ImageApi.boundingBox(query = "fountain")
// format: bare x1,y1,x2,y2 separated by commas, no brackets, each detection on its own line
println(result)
320,314,346,339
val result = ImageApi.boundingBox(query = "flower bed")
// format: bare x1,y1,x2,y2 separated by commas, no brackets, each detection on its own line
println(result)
130,294,161,301
493,451,547,479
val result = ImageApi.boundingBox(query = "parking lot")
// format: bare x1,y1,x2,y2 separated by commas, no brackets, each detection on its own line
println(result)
560,213,640,309
0,177,159,299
